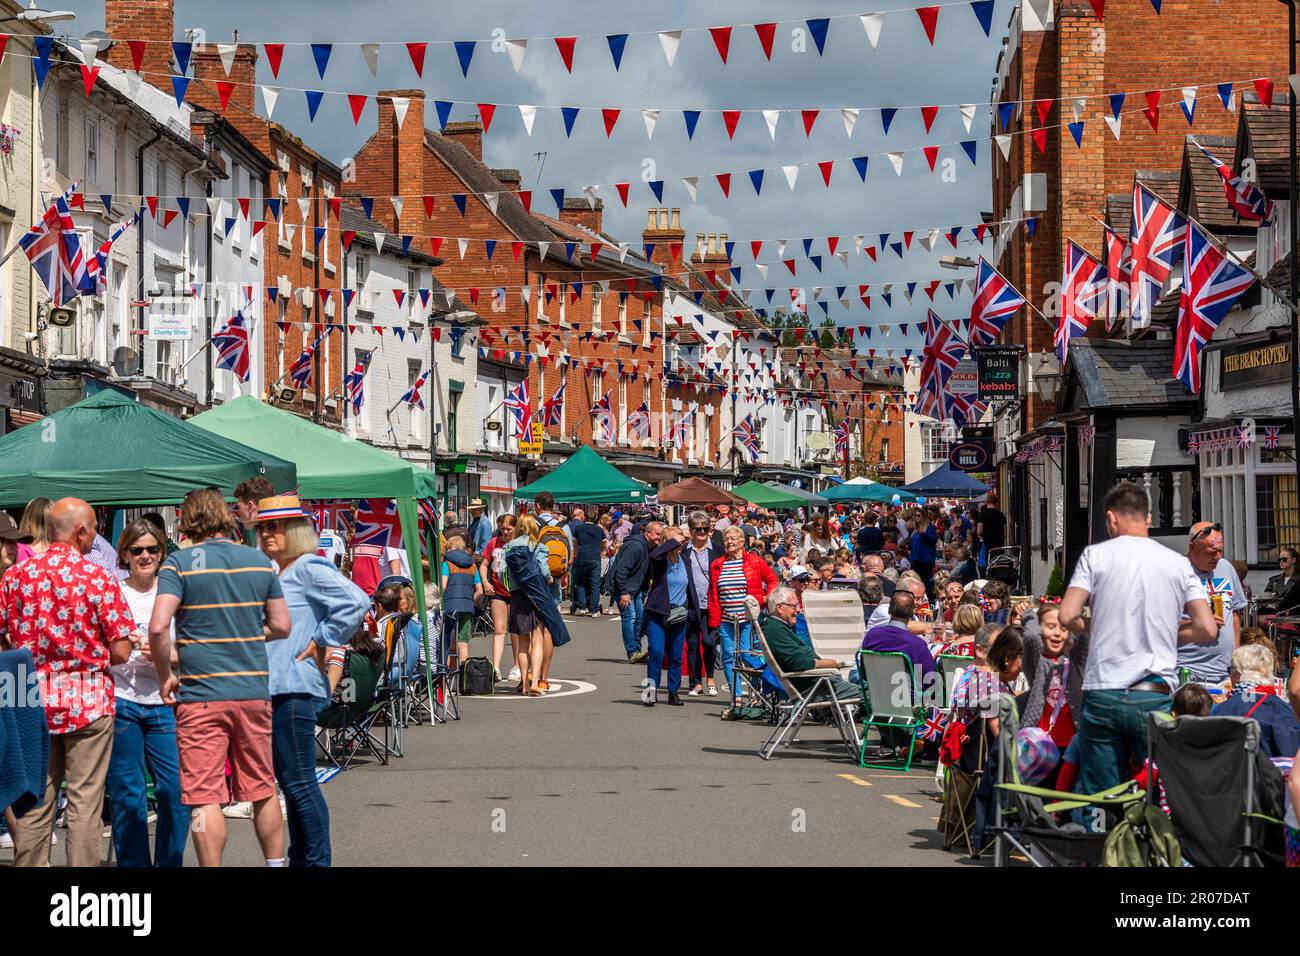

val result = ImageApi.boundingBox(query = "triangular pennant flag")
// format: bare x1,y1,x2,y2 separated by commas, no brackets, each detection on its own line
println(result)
505,38,527,73
1180,87,1197,125
998,102,1014,130
801,109,819,136
80,64,100,98
994,134,1012,159
762,109,779,140
924,145,940,170
454,41,476,77
818,161,834,186
262,42,283,76
916,6,940,44
435,99,453,130
126,40,146,74
647,180,664,202
305,90,325,122
841,107,859,138
1109,91,1125,120
1143,90,1161,131
261,85,279,118
1104,113,1122,140
682,109,701,140
722,110,741,139
171,75,191,108
407,41,428,77
754,22,776,59
852,156,869,181
749,169,764,194
477,102,497,134
310,43,331,79
1067,122,1084,146
1035,99,1052,125
807,18,830,55
717,173,732,197
642,109,660,140
710,25,732,64
519,104,537,137
960,103,978,133
173,41,193,75
658,31,681,66
1255,78,1275,107
554,36,576,72
1217,82,1234,111
562,107,580,137
1031,128,1047,153
348,93,367,125
360,42,379,77
887,151,904,175
960,140,978,164
881,107,897,135
971,0,995,36
607,33,628,70
860,13,884,49
782,165,799,190
681,177,699,202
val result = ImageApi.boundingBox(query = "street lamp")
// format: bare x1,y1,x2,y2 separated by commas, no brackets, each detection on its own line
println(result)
0,5,77,24
1028,351,1062,401
939,256,977,270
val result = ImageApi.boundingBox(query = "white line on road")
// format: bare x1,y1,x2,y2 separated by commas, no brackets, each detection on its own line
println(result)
471,678,598,700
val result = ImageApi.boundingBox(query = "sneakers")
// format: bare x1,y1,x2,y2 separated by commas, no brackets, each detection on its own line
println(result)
628,650,649,664
507,665,521,682
706,683,719,697
222,802,254,820
687,685,703,697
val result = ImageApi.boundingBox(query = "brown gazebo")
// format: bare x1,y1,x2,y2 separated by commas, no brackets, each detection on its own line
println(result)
655,476,745,507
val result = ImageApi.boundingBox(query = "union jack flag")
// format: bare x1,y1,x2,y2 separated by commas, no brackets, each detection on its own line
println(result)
1129,184,1187,329
1101,221,1131,330
732,414,762,461
1265,426,1281,449
670,407,695,449
589,391,615,443
1237,426,1253,449
628,400,652,440
967,258,1025,346
305,500,353,534
213,312,251,383
84,211,140,295
400,369,430,410
18,184,90,306
833,417,853,458
416,497,439,532
916,710,947,742
945,391,987,429
344,358,368,415
914,309,965,421
504,378,531,437
1193,141,1275,224
289,337,318,390
541,379,566,427
353,498,402,549
1174,222,1255,394
1056,240,1107,364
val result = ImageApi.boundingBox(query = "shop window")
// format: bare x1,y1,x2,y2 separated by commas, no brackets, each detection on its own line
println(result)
1256,473,1299,563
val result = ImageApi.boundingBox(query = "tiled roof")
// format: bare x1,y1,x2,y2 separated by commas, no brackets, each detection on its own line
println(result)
1240,99,1290,197
1064,338,1193,410
339,203,439,265
1181,135,1251,230
422,131,554,243
531,212,653,274
1105,193,1131,238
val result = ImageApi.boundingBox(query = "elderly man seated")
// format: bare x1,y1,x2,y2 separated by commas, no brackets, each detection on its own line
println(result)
861,591,938,682
858,574,891,630
1213,644,1300,759
760,586,860,703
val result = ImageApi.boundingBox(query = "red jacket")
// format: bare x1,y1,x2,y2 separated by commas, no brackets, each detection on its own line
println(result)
708,551,779,628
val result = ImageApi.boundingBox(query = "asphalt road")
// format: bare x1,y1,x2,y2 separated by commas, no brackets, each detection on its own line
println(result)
5,612,977,867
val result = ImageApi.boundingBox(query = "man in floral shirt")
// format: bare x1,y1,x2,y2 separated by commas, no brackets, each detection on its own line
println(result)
0,498,134,867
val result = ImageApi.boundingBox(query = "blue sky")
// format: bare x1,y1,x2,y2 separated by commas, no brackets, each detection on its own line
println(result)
59,0,1012,354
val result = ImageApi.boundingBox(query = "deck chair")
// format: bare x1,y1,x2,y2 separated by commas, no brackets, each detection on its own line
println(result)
1147,713,1286,867
990,695,1143,867
936,653,972,704
856,650,930,771
801,589,866,669
316,652,391,770
745,596,859,760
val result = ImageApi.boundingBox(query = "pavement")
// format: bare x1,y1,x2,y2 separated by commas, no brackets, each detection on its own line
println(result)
3,611,979,867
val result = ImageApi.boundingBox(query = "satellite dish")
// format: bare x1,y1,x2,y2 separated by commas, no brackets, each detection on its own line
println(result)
112,346,141,378
83,30,113,54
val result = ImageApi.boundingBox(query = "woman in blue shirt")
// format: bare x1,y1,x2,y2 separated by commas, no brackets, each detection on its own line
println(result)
643,530,698,707
255,496,370,867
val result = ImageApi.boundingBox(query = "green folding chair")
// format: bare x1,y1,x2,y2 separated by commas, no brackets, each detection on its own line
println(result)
857,649,927,771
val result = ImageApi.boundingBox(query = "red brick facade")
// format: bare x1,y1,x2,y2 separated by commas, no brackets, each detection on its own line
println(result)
992,0,1287,429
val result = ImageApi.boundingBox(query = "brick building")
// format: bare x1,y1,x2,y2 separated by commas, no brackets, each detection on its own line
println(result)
102,0,346,426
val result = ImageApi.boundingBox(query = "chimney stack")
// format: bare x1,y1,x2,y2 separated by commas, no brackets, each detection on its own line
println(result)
192,37,259,117
371,90,427,233
105,0,175,76
441,120,483,162
559,197,603,236
642,207,685,268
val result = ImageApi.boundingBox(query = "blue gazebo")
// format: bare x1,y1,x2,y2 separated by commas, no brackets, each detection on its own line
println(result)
902,462,990,498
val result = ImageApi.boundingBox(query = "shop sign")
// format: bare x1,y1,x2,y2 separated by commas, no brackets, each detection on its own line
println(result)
1220,340,1289,390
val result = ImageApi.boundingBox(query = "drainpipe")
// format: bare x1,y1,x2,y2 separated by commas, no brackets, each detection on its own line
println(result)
135,129,164,372
311,158,322,423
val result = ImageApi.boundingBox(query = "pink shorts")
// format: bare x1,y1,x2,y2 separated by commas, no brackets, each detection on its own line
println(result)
176,699,276,806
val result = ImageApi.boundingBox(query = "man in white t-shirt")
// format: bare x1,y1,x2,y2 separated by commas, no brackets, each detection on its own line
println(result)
1059,481,1217,795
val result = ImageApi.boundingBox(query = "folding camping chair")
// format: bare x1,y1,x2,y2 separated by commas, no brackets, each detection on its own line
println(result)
801,588,867,669
744,597,859,760
936,653,972,703
1146,713,1287,867
989,696,1143,867
316,652,392,770
376,611,416,757
856,650,929,771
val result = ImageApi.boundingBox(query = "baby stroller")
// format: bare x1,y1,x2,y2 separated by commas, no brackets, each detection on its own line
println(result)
985,546,1021,590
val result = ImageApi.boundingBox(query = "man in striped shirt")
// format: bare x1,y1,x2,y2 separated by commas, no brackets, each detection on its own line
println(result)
150,488,291,867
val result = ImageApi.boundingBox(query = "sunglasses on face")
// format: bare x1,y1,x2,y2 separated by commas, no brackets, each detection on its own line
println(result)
257,521,287,535
128,545,161,557
1190,523,1222,543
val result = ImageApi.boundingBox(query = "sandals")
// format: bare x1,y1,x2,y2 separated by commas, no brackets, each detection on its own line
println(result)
537,680,550,692
518,671,533,695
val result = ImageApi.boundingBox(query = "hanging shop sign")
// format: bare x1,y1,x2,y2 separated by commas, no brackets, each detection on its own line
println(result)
975,346,1021,401
1219,339,1289,391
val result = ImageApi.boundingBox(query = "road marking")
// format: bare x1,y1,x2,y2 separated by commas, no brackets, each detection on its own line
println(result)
882,794,923,808
836,773,873,788
471,678,598,700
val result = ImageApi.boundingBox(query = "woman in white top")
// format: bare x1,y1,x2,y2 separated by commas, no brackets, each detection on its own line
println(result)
106,519,191,868
801,513,836,560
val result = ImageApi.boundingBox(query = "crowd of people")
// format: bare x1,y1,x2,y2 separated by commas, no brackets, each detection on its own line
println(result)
3,473,1299,868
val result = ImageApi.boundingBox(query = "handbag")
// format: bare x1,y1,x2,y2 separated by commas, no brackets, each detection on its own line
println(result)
665,605,689,626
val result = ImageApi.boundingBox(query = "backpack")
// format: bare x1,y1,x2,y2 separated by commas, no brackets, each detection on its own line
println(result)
538,521,570,578
460,657,496,696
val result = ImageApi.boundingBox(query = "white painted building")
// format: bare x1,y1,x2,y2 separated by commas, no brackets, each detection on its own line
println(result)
0,1,44,354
